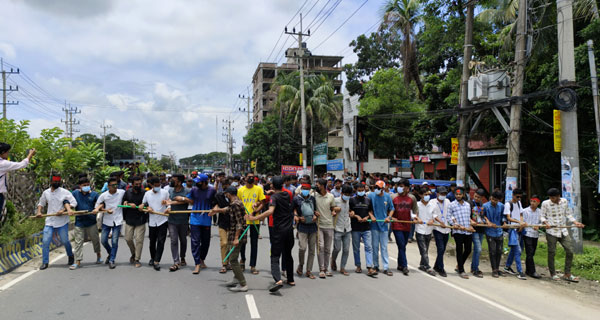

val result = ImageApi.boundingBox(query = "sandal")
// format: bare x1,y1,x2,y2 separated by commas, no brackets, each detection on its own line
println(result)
296,267,303,277
326,271,333,277
563,275,580,283
169,264,180,272
285,280,296,286
340,269,349,276
319,271,326,279
552,274,561,281
251,267,259,275
355,267,362,273
305,271,316,279
134,261,142,268
192,265,201,274
367,268,377,277
219,266,227,274
180,259,187,267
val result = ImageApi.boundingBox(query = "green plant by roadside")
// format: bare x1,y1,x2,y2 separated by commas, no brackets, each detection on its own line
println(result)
0,201,45,245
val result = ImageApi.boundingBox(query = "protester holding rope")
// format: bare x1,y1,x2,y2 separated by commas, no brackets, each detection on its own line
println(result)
122,176,147,268
369,180,394,276
142,176,170,271
294,182,318,279
0,143,35,221
448,187,475,279
70,176,102,269
187,174,216,274
36,173,77,270
166,174,192,272
483,190,505,278
93,177,126,269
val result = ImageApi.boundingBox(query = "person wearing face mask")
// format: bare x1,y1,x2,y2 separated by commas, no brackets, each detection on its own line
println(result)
122,176,147,268
448,187,476,279
432,186,451,277
483,190,506,278
368,180,395,276
315,179,340,279
470,188,487,278
141,176,170,271
70,177,102,270
93,177,126,269
187,174,217,274
293,183,318,279
35,174,77,270
349,183,377,276
390,179,419,276
331,184,353,276
415,186,436,276
211,178,233,273
237,172,265,274
166,174,192,272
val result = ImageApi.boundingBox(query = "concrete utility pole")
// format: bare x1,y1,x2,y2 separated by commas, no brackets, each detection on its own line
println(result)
456,2,475,186
222,118,234,175
557,0,583,253
505,0,529,195
149,141,156,160
286,13,311,176
100,121,112,165
239,90,252,130
588,40,600,194
61,103,80,147
131,137,139,160
1,58,20,120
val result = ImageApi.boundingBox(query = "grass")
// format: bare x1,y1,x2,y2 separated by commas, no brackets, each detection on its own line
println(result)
0,201,45,245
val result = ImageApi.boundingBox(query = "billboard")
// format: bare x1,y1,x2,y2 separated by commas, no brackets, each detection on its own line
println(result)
326,159,344,171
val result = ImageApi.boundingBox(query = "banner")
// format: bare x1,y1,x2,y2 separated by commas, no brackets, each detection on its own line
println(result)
390,159,411,168
451,138,459,164
281,165,312,176
505,176,517,203
554,110,561,152
326,159,344,171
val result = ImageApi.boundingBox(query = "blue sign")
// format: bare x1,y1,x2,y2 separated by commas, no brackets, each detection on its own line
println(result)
327,159,344,171
390,159,411,168
314,154,327,166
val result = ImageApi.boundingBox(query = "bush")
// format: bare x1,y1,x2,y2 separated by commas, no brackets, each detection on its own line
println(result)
0,201,45,245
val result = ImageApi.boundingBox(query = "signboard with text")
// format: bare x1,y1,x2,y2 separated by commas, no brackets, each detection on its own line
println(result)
326,159,344,171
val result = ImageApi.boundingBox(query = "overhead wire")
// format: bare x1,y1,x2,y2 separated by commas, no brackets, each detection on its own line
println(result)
312,0,369,51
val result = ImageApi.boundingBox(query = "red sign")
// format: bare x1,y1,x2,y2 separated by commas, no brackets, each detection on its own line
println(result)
281,165,312,176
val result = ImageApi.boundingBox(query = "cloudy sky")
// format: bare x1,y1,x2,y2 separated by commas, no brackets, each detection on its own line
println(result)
0,0,380,161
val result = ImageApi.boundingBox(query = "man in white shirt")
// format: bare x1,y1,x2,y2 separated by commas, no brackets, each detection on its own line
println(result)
522,195,542,279
0,144,35,218
93,177,126,269
541,188,584,282
503,188,527,280
142,176,170,271
431,187,451,277
331,184,353,275
35,174,77,270
415,186,434,276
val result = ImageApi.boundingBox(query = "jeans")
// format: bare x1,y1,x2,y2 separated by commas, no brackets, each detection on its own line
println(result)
101,224,121,263
471,232,484,272
416,233,432,270
433,230,449,271
332,230,351,271
240,224,260,267
149,223,168,263
486,235,504,271
42,223,73,264
371,229,389,270
453,233,472,273
190,225,211,265
392,230,409,269
270,230,294,283
408,224,415,240
124,223,145,262
546,233,574,276
73,225,101,262
505,244,523,273
523,235,538,275
169,223,188,264
317,228,334,271
351,230,373,268
298,231,317,272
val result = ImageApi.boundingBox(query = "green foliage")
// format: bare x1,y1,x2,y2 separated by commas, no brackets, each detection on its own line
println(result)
0,119,31,161
0,201,45,245
534,241,600,281
180,152,228,168
95,166,130,189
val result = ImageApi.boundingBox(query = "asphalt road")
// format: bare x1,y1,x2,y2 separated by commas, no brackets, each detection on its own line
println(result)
0,225,598,320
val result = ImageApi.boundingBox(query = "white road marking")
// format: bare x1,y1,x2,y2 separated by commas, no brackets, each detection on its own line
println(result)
0,253,66,292
388,256,533,320
245,294,261,319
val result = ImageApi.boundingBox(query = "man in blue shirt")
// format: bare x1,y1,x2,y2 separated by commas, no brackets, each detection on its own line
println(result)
70,177,102,269
187,174,216,274
483,190,506,278
368,180,394,275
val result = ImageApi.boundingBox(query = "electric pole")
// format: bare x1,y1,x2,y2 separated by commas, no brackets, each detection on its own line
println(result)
588,40,600,196
239,90,252,130
286,13,310,177
1,58,19,120
100,121,112,165
149,141,156,160
61,103,80,147
132,137,139,160
456,2,474,187
557,0,583,253
222,118,235,175
505,0,529,196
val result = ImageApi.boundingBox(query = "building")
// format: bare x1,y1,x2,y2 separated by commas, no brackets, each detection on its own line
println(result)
252,44,344,123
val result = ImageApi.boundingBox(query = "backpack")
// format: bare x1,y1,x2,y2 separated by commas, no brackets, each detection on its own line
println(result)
300,197,315,224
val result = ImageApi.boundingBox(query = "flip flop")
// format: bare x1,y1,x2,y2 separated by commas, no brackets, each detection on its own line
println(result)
563,275,579,283
219,266,227,274
305,272,316,279
169,264,180,272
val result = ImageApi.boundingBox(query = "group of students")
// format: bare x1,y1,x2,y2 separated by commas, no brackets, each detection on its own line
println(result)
33,168,585,293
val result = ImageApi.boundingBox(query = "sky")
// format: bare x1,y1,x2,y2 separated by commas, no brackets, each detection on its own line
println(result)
0,0,381,162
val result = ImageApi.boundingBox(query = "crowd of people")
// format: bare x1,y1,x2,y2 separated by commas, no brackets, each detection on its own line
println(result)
0,143,586,293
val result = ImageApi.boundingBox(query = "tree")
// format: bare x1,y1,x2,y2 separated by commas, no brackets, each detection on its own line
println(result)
381,0,425,99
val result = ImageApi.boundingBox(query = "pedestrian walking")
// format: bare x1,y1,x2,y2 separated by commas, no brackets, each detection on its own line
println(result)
369,180,394,276
187,174,216,274
432,186,452,277
349,183,377,277
142,176,170,271
237,172,265,275
391,179,419,276
448,187,475,279
70,177,102,269
122,176,146,268
483,190,506,278
315,179,339,278
294,183,318,279
331,184,353,276
522,196,542,279
93,177,126,269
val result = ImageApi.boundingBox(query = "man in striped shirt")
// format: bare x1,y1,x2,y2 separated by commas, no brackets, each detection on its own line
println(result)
448,187,475,279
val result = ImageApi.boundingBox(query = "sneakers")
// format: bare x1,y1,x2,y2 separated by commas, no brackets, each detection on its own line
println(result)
472,270,484,278
96,256,103,264
40,263,49,270
433,268,447,277
517,272,527,280
528,272,541,279
459,272,469,279
426,269,436,277
401,267,409,276
229,284,248,292
69,263,79,270
492,270,500,278
148,259,154,266
109,262,116,269
225,280,239,288
503,266,517,275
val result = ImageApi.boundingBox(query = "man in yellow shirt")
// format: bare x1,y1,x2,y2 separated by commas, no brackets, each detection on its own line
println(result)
237,172,265,274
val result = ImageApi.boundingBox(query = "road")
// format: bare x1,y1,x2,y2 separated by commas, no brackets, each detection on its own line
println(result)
0,226,598,320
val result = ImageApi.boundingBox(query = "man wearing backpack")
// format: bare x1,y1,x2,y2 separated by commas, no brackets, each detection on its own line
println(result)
293,183,318,279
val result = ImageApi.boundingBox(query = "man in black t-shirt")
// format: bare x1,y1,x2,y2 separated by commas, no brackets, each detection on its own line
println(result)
122,176,147,268
165,174,192,271
247,176,295,293
349,183,377,277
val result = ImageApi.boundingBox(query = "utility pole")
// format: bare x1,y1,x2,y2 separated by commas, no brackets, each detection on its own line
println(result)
100,121,112,165
222,118,235,175
588,40,600,195
149,141,156,160
557,0,583,253
61,103,80,147
239,90,252,130
1,58,19,120
131,137,139,160
505,0,529,197
215,116,218,152
286,13,310,177
456,2,474,187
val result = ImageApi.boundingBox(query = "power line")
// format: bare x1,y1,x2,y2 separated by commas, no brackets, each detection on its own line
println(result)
306,0,336,30
312,0,369,51
308,0,343,35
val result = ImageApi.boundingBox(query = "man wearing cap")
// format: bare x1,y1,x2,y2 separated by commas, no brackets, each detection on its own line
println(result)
541,188,584,282
93,176,126,269
211,187,248,292
369,180,395,276
35,174,77,270
187,174,216,274
448,187,476,279
391,179,419,276
0,144,35,220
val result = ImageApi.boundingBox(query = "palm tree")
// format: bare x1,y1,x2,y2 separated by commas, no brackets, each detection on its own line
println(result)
381,0,424,100
272,71,342,131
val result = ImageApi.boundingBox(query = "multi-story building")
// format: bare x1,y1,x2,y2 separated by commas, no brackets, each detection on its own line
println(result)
252,44,344,123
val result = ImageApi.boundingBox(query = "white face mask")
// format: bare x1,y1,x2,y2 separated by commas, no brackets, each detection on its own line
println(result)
374,189,382,195
438,195,446,201
423,195,431,202
153,187,161,193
